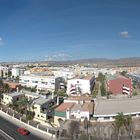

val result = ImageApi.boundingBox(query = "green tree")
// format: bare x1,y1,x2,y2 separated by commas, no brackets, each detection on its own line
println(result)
92,82,99,97
56,88,67,97
114,112,126,140
3,83,11,93
15,76,19,82
133,91,138,96
0,94,3,105
97,73,106,96
100,83,106,96
107,91,112,99
132,80,137,89
0,79,4,93
97,72,105,82
120,71,127,76
1,70,4,78
84,117,90,135
0,79,3,86
124,115,133,139
5,72,8,77
8,71,12,77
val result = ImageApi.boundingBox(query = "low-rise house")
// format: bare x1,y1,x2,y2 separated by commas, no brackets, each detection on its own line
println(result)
54,95,94,126
24,92,39,101
2,92,24,105
3,81,21,91
54,102,74,126
32,95,57,123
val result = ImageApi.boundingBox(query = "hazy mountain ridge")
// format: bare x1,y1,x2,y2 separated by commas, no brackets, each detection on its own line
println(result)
1,57,140,67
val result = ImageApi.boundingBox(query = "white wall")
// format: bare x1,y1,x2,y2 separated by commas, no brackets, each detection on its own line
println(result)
66,110,90,120
19,75,56,91
12,68,24,77
53,70,75,81
67,79,91,95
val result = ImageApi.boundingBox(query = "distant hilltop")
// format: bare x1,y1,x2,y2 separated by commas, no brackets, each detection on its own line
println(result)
46,57,140,67
1,57,140,67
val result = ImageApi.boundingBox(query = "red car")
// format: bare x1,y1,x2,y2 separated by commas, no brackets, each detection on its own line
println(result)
17,128,30,136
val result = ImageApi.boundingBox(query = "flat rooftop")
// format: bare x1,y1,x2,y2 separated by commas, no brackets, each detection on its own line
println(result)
4,92,24,97
33,97,49,105
94,98,140,116
24,92,40,98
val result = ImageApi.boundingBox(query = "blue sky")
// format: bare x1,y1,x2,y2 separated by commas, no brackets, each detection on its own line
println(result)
0,0,140,61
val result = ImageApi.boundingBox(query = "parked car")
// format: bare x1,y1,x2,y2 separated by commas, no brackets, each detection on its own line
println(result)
17,128,30,136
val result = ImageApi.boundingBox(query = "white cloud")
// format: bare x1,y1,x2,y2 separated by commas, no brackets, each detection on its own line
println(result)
120,31,131,38
45,53,72,61
0,37,3,45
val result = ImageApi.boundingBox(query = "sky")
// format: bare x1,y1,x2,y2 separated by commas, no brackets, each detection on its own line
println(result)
0,0,140,61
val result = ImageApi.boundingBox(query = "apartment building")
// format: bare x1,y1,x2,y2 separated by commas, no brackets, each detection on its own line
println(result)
52,70,75,81
67,75,95,95
0,66,9,78
106,74,132,96
11,67,25,77
19,74,64,92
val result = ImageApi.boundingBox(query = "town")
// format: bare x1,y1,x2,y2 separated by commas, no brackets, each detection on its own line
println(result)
1,62,140,140
0,0,140,140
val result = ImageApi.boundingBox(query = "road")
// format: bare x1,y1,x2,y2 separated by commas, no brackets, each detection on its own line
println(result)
0,116,49,140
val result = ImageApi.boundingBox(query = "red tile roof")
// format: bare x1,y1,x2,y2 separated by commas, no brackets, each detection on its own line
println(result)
55,103,74,112
4,81,21,89
67,96,92,101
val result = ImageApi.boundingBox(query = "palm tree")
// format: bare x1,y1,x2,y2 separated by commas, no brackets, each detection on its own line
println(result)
84,117,89,135
114,112,125,140
0,79,4,93
0,94,3,105
3,83,11,93
124,115,133,139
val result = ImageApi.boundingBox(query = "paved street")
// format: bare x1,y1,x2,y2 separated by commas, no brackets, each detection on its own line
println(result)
0,116,49,140
0,128,14,140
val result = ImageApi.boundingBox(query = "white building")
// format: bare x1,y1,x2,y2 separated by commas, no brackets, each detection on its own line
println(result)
0,66,9,78
2,92,24,105
67,75,95,95
52,70,75,81
19,74,63,92
12,68,25,78
54,96,94,126
32,95,57,123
